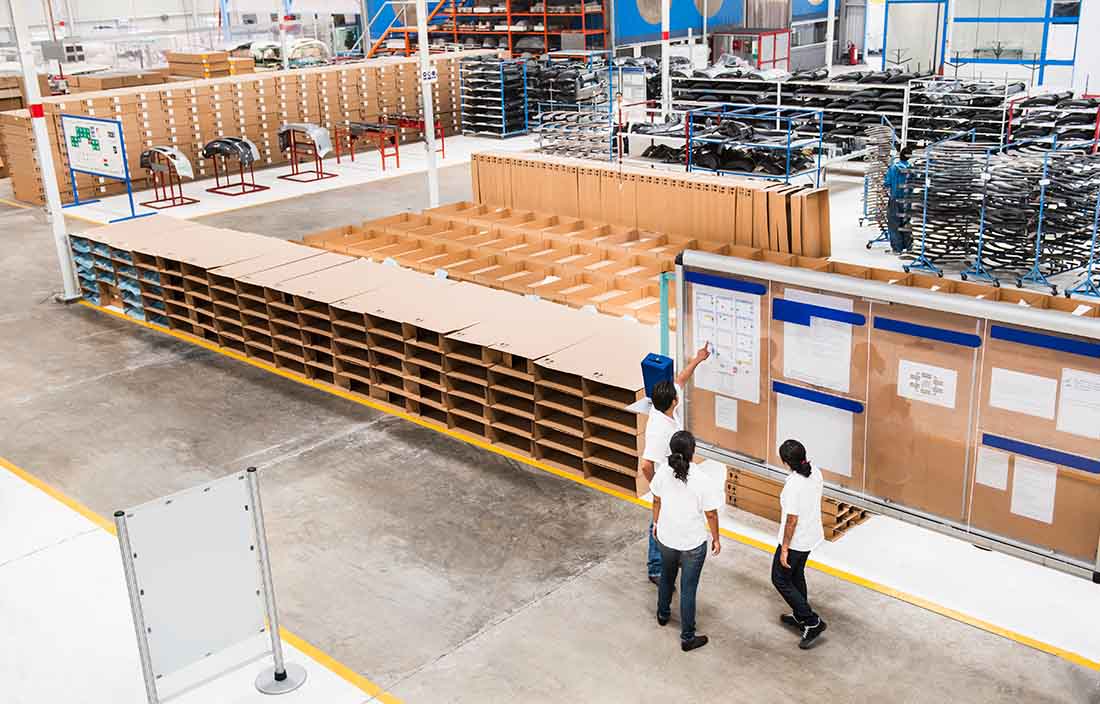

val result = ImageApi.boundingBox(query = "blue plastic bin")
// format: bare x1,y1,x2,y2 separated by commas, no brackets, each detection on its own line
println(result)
641,353,674,399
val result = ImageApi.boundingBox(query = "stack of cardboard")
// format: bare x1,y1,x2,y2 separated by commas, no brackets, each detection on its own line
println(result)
725,467,871,542
68,71,165,93
0,51,486,204
228,57,256,75
165,50,232,79
471,151,833,257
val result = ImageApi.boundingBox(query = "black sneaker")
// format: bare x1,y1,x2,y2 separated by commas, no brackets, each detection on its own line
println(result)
681,635,709,652
657,614,669,626
780,614,801,630
799,620,827,649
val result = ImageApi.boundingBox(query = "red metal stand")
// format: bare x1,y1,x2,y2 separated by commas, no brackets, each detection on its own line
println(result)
278,129,337,183
334,123,401,170
385,113,446,161
140,151,198,210
207,156,270,196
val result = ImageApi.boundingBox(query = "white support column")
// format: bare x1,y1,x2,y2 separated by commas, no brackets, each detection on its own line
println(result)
660,0,671,118
280,0,291,70
415,0,440,207
9,0,79,301
825,0,836,72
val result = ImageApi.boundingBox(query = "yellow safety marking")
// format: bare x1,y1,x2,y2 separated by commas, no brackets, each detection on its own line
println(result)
78,300,1100,672
0,197,33,210
0,452,404,701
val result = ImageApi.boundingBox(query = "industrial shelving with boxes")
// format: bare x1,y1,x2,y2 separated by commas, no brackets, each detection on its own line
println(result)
0,52,479,205
71,215,654,495
416,0,609,55
725,467,870,541
460,57,529,137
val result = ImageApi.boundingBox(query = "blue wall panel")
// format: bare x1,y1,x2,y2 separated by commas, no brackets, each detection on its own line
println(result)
792,0,827,21
614,0,743,46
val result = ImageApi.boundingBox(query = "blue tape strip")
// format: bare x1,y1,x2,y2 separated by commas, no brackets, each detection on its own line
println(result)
874,316,982,348
773,297,866,327
685,271,767,296
990,325,1100,359
982,434,1100,475
772,381,864,414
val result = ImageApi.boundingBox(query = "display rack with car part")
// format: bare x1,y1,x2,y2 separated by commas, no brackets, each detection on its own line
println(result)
1006,92,1100,151
671,62,915,158
905,77,1021,146
683,104,825,185
531,56,614,160
460,57,530,137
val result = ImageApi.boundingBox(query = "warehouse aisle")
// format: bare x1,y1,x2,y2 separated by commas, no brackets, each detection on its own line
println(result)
0,196,1096,702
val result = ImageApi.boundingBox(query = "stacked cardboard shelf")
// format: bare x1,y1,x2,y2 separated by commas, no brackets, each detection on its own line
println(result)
470,151,833,256
72,215,654,495
0,52,480,205
725,467,870,542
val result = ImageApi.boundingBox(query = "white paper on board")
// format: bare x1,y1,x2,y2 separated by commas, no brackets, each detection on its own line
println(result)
989,367,1058,420
1010,457,1057,524
975,446,1009,490
1055,368,1100,440
782,288,854,393
1071,304,1091,316
715,395,738,432
775,392,853,478
897,359,958,409
692,283,761,404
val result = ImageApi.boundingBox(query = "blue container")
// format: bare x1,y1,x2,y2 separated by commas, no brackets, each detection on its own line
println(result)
641,353,674,399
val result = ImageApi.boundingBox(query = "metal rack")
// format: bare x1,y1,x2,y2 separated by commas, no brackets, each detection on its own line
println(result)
460,57,530,137
684,104,825,186
533,56,613,160
906,77,1020,147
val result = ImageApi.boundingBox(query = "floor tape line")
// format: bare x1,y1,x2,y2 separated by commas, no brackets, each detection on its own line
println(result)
0,453,404,702
0,197,33,210
78,301,1100,672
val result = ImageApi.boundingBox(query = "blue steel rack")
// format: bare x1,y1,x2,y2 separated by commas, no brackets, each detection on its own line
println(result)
684,104,824,186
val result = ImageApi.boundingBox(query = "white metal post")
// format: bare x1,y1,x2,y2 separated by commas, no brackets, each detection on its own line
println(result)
115,511,160,704
9,0,79,301
415,0,440,207
702,0,708,60
246,467,307,695
825,0,836,71
280,1,291,70
660,0,671,118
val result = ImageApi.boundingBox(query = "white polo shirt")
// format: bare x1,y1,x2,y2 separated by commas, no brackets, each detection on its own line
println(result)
641,383,683,471
777,466,825,552
651,464,724,551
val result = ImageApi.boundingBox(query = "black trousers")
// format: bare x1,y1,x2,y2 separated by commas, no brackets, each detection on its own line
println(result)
770,545,818,626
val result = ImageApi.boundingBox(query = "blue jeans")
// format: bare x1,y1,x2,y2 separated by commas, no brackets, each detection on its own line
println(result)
656,539,708,642
647,522,662,578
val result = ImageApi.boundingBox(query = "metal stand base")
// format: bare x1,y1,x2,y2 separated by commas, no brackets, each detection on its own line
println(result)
255,662,307,695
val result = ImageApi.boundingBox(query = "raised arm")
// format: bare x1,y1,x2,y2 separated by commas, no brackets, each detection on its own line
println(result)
675,345,711,388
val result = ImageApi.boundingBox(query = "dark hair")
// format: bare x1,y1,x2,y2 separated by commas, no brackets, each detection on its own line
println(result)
668,430,695,483
651,380,677,413
779,439,812,478
899,146,914,161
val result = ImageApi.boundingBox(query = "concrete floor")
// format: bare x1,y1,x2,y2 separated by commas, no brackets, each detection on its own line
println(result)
2,173,1098,703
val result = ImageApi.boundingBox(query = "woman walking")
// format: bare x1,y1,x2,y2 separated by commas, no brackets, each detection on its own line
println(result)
771,438,827,649
651,430,722,652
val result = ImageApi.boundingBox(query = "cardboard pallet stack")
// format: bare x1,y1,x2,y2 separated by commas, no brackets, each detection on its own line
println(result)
725,467,870,542
228,57,256,75
67,71,165,92
166,50,232,79
0,52,485,205
471,151,833,257
71,215,654,496
298,202,705,326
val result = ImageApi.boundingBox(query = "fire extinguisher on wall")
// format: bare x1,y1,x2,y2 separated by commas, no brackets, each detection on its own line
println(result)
847,41,858,65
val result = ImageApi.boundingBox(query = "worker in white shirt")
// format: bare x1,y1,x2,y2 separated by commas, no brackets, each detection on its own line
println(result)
771,438,828,649
651,430,722,652
639,345,710,585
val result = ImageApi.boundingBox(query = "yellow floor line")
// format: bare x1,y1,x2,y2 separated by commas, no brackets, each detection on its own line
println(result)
78,300,1100,672
0,453,404,702
0,197,33,210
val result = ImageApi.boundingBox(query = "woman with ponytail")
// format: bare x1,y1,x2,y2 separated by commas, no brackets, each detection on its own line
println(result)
650,430,722,652
772,438,828,649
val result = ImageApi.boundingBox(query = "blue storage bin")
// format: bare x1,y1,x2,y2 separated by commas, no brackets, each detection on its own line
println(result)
641,353,674,398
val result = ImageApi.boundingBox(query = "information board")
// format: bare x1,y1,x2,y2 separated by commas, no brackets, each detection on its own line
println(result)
61,115,127,179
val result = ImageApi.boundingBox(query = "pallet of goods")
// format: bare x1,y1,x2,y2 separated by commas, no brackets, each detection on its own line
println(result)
166,50,232,78
228,57,256,75
725,467,870,542
0,51,485,205
70,215,655,496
